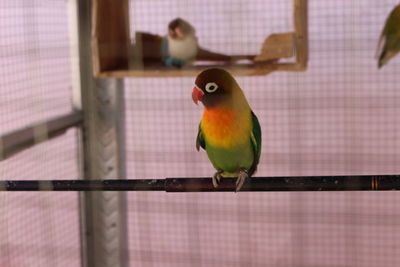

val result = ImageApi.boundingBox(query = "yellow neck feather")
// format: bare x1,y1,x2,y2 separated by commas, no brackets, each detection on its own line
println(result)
201,106,251,149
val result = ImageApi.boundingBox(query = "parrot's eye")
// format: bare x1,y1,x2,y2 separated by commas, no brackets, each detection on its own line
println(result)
205,82,218,93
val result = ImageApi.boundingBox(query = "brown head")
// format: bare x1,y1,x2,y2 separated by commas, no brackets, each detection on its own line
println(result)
192,68,239,109
168,18,195,40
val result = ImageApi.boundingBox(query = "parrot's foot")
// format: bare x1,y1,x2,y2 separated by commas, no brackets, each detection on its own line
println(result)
236,168,249,192
212,170,223,188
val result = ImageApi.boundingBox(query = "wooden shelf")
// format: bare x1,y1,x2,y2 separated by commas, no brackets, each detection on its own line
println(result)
92,0,308,78
96,62,305,78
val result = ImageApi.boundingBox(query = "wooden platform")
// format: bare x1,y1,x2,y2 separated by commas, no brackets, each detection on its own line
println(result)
91,0,308,77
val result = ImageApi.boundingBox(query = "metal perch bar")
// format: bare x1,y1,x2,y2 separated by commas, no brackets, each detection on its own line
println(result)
1,175,400,192
0,111,83,161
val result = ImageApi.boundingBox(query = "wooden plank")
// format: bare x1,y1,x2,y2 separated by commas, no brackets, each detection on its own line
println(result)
294,0,308,70
254,33,295,62
95,63,301,78
197,48,254,62
101,65,276,78
92,0,130,74
0,111,83,161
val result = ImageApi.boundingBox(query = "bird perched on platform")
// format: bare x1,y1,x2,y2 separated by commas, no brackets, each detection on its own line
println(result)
192,68,262,191
376,4,400,68
162,18,198,68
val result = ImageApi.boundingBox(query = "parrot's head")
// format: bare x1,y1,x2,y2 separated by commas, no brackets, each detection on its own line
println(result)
192,68,237,108
168,18,195,40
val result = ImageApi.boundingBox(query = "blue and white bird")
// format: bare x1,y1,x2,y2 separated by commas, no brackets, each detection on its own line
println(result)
162,18,198,68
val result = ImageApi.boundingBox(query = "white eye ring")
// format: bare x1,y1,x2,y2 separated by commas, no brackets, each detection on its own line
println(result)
205,82,218,93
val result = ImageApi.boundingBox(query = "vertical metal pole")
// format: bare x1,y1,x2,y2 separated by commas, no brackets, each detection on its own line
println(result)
72,0,129,266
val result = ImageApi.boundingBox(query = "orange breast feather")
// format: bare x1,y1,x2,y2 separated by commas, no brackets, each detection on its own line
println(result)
201,107,251,149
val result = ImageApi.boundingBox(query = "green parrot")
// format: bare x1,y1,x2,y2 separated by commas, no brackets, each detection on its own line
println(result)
191,68,262,191
377,4,400,68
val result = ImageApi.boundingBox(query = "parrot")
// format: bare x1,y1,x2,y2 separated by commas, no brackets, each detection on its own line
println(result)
192,68,262,192
162,18,198,68
376,3,400,68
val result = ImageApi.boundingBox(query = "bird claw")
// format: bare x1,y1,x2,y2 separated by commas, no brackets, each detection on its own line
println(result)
212,171,223,188
236,169,249,192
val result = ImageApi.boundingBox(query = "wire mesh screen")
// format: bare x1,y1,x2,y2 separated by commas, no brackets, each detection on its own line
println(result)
125,0,400,266
0,130,80,267
0,1,74,135
0,1,80,266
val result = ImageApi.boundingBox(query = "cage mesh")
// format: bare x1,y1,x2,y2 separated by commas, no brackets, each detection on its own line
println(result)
1,0,400,266
125,0,400,266
0,131,81,267
0,0,74,135
0,0,80,266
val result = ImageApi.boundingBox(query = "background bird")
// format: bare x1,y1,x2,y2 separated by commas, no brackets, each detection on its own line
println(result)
192,68,262,191
376,3,400,68
162,18,198,68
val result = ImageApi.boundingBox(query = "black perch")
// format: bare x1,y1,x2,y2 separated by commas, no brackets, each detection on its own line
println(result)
1,175,400,192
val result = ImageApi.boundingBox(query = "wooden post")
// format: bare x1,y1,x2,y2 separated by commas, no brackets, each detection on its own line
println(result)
294,0,308,70
91,0,131,75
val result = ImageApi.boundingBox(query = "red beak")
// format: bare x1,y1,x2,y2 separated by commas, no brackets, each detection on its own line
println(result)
192,86,204,105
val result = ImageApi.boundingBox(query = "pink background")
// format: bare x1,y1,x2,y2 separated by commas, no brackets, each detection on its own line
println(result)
1,0,400,266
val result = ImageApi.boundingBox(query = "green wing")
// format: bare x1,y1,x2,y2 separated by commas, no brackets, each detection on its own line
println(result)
249,111,262,175
382,5,400,39
196,122,205,151
378,5,400,68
